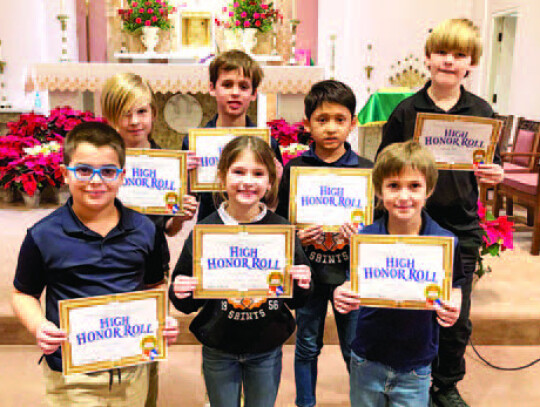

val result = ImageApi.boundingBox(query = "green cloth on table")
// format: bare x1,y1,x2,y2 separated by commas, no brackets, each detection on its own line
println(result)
357,89,414,126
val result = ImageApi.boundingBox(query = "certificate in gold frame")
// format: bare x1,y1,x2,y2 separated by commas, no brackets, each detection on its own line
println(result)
59,290,167,375
413,113,502,170
188,128,271,192
120,149,187,216
192,224,295,298
289,167,374,232
350,235,454,310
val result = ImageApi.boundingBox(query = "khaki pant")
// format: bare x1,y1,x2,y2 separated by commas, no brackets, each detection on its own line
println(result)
145,362,159,407
43,362,149,407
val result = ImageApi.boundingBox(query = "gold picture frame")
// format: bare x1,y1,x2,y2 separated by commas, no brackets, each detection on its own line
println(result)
119,149,187,216
59,290,167,375
350,235,454,310
188,128,271,192
192,224,295,298
413,113,502,170
289,167,374,232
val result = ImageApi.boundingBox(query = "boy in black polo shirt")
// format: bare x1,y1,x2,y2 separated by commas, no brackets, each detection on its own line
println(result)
377,19,504,407
182,50,283,221
12,122,178,407
276,80,372,407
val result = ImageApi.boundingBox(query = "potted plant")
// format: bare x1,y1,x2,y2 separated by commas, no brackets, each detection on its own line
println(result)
119,0,177,53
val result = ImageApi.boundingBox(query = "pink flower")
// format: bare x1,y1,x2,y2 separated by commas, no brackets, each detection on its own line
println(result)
145,20,151,26
261,4,268,9
241,11,247,18
224,21,230,28
159,7,165,14
478,200,486,220
261,13,266,19
152,15,158,22
132,2,138,7
244,20,250,27
222,6,227,12
135,17,142,24
253,12,260,19
255,20,261,27
148,8,154,13
233,2,239,7
229,11,234,17
145,1,150,5
235,20,241,26
139,7,145,13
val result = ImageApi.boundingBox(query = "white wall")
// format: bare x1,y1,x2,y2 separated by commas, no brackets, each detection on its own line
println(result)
473,0,540,120
0,0,77,110
318,0,474,109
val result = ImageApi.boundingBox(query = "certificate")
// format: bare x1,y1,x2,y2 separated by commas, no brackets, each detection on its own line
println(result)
188,128,271,192
192,225,295,298
413,113,502,170
350,235,454,310
59,290,167,375
118,149,187,215
289,167,374,232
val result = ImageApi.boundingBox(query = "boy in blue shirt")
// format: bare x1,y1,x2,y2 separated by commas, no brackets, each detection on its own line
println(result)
11,122,178,406
334,141,464,407
276,79,373,407
378,19,504,406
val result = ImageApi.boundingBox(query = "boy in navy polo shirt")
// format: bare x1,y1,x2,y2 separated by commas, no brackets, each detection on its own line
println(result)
276,79,372,407
334,141,464,407
377,19,504,406
12,122,178,407
182,50,283,221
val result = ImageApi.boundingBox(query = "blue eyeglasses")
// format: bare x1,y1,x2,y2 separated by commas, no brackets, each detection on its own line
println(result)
66,164,123,182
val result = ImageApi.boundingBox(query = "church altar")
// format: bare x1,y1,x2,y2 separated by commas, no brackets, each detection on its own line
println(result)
27,62,325,95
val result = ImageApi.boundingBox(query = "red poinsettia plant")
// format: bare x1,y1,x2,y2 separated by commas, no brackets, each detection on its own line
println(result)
476,200,514,277
0,107,104,197
267,119,311,165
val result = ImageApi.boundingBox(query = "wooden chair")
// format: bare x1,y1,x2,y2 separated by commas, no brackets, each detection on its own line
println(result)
493,159,540,255
501,118,540,174
479,114,516,205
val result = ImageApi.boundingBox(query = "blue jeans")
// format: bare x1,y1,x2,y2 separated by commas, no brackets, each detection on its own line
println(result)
295,282,359,407
350,351,431,407
202,345,282,407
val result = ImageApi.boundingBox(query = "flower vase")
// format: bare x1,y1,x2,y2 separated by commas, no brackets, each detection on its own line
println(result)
141,26,160,54
253,31,272,55
56,184,71,205
0,187,17,204
241,28,258,54
22,190,40,209
223,29,243,51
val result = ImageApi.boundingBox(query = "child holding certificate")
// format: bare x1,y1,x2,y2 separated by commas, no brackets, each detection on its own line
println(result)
101,73,198,407
334,141,465,407
182,50,284,220
377,19,504,406
275,79,373,407
170,136,312,407
12,122,179,407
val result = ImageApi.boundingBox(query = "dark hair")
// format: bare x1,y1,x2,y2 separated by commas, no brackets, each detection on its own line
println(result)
63,122,126,168
214,135,278,208
304,80,356,119
209,50,264,94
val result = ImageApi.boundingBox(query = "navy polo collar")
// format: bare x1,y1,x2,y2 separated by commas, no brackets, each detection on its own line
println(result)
62,198,136,236
205,115,256,128
377,210,435,236
414,80,474,113
302,141,359,167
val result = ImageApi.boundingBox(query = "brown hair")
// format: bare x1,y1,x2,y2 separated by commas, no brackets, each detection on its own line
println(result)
100,73,157,130
209,50,264,93
425,18,483,65
215,136,277,208
63,122,126,168
373,141,438,200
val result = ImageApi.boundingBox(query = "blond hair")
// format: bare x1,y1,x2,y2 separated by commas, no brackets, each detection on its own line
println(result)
209,50,264,94
425,18,483,65
215,136,278,208
373,141,438,199
100,73,157,129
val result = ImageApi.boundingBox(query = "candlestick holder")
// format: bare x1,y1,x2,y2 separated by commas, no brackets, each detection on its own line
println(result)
0,60,11,109
57,14,70,62
329,34,337,79
288,19,300,66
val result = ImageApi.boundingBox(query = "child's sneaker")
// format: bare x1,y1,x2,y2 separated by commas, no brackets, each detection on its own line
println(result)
431,386,470,407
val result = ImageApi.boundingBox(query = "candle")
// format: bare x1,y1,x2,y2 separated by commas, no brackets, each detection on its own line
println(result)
60,0,65,14
291,0,297,20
